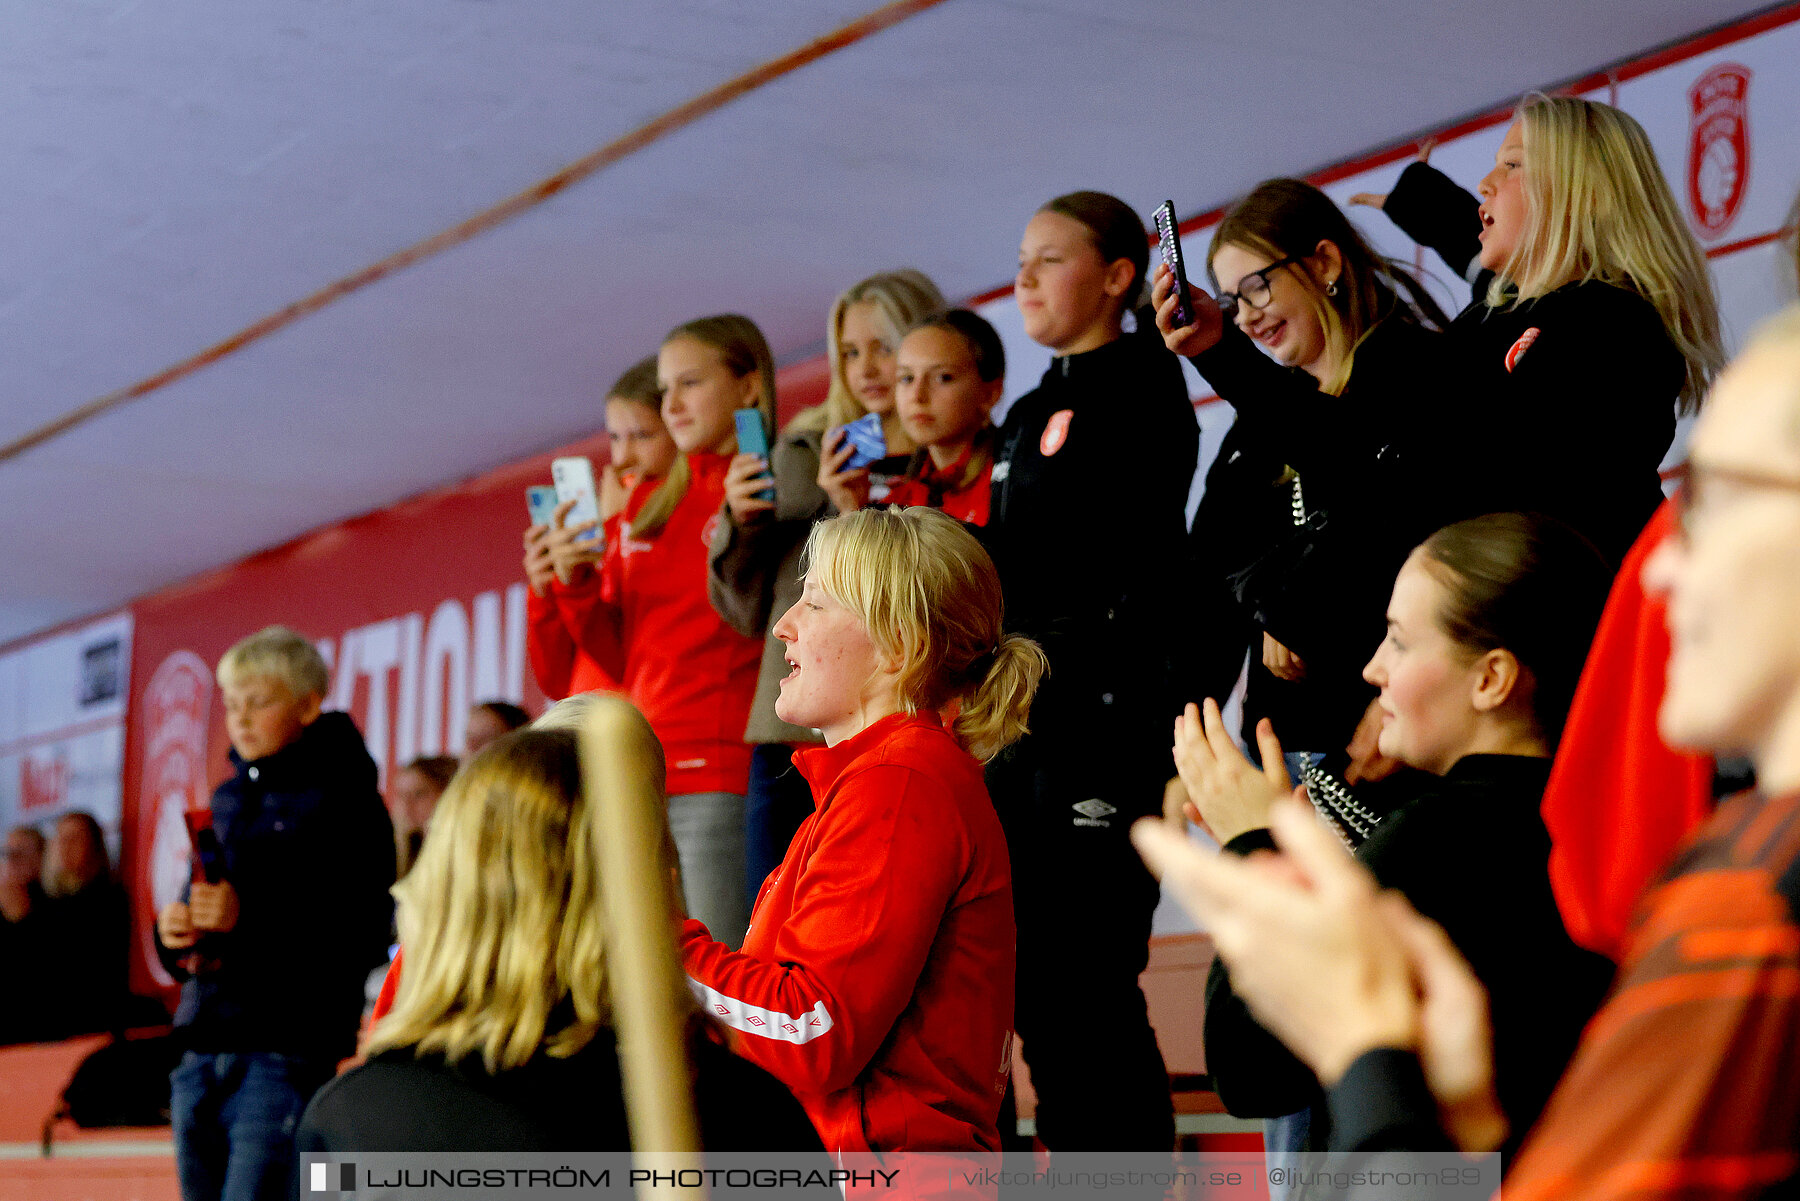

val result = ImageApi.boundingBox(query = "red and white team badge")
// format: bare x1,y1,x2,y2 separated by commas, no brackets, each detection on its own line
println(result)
1040,409,1074,457
138,650,215,987
1687,62,1752,239
700,510,724,551
1504,327,1541,373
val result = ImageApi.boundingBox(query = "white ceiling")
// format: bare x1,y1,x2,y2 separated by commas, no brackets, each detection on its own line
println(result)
0,0,1779,645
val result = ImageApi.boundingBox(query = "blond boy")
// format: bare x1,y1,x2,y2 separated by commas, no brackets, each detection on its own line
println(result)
155,626,393,1201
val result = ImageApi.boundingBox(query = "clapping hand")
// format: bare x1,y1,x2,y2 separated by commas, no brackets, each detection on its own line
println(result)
1172,698,1294,845
1132,798,1505,1151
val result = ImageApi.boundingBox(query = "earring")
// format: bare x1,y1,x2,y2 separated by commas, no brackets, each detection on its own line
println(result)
1326,279,1339,297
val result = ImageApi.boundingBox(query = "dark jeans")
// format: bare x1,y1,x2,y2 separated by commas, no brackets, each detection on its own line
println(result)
171,1050,334,1201
745,742,814,908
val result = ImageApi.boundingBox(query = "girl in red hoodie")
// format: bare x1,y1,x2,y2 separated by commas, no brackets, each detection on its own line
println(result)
681,507,1047,1153
533,316,773,948
525,356,676,698
881,309,1005,526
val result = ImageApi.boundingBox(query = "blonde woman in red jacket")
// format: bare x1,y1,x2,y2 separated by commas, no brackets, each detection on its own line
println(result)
682,507,1047,1152
535,316,773,948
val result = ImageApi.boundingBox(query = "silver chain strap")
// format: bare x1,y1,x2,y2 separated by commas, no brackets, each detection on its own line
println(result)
1301,763,1384,849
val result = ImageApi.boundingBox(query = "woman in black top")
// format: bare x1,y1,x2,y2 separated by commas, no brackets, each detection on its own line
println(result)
984,190,1197,1151
1362,95,1725,565
1153,179,1454,784
297,726,819,1153
1173,514,1616,1169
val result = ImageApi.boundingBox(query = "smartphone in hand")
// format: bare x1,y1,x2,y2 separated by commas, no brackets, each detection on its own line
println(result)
525,485,560,528
194,827,226,885
839,411,887,470
1153,200,1199,329
733,410,776,502
551,457,603,543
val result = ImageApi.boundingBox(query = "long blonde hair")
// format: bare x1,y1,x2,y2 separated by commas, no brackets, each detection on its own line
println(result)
633,315,777,539
790,270,946,435
367,729,663,1073
1491,94,1724,414
803,507,1045,762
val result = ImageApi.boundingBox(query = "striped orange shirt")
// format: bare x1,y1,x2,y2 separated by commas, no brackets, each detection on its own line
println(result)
1505,791,1800,1200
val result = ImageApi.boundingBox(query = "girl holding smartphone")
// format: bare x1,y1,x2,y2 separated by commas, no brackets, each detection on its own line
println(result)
708,271,945,910
1150,179,1452,823
803,270,945,511
525,356,676,699
537,315,772,947
834,308,1006,525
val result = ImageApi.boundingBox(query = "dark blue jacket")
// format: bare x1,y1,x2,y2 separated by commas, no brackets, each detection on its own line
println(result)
161,711,395,1060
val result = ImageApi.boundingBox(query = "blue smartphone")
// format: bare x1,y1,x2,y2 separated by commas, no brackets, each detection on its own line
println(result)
733,410,776,502
525,485,560,527
840,411,887,470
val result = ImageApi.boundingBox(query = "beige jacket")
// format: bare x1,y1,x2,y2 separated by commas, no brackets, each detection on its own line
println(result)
706,425,830,745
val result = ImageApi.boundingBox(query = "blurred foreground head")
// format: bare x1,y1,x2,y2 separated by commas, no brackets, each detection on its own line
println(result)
1647,303,1800,783
368,725,675,1072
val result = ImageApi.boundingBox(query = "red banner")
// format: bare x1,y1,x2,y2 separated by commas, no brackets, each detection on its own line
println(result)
119,365,830,995
120,432,605,994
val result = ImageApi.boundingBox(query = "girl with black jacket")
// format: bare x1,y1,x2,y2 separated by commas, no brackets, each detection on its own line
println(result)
984,190,1198,1151
1153,179,1455,786
1174,514,1617,1175
1359,94,1726,566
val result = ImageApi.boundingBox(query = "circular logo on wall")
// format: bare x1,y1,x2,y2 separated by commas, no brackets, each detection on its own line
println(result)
1687,62,1752,239
136,650,214,987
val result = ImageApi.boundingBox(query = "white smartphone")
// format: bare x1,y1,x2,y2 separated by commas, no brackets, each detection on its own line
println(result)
550,456,603,543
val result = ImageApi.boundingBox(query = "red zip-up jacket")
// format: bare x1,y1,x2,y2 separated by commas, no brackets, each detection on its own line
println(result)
529,454,760,796
680,711,1015,1152
527,512,626,699
883,444,993,525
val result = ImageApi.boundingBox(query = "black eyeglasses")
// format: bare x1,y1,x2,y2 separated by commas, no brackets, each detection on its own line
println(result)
1669,460,1800,542
1217,256,1305,311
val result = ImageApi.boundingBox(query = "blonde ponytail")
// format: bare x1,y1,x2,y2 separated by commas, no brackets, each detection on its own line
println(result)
626,452,691,540
952,633,1048,764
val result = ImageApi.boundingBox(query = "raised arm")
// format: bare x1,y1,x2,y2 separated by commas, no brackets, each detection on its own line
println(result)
1378,161,1485,283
